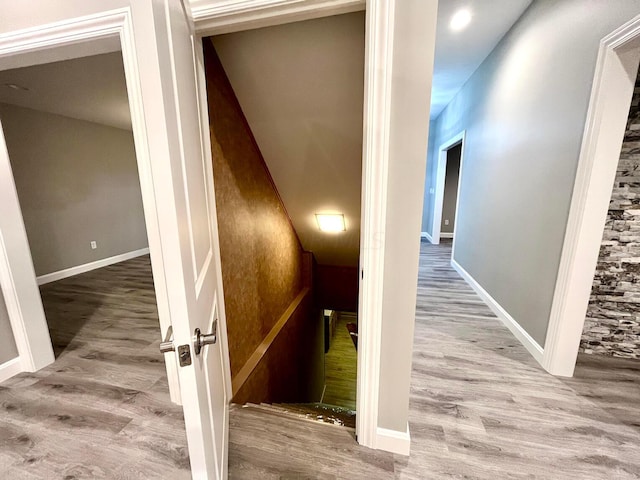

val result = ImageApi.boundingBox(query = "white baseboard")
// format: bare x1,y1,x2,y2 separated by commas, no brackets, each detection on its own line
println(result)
440,232,454,239
37,248,150,285
0,357,23,383
421,231,434,243
376,424,411,456
450,258,544,364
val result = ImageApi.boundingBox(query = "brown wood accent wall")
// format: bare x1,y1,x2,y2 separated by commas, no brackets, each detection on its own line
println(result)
316,265,359,312
203,39,304,380
232,285,325,404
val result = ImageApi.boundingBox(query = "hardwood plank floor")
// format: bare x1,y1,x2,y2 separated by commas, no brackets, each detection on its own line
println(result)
0,256,191,479
3,243,640,479
323,313,357,409
229,404,394,479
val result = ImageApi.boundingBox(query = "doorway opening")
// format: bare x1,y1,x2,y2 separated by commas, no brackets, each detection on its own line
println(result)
431,131,465,249
201,12,364,429
0,52,190,476
580,66,640,361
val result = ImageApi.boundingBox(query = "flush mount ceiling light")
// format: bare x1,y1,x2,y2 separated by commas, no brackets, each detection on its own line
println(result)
4,83,29,91
450,8,472,32
316,213,346,233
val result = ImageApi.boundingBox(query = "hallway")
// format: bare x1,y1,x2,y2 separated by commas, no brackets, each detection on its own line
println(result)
397,240,640,479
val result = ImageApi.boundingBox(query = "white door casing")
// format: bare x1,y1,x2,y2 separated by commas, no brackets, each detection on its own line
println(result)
0,0,417,467
431,131,465,247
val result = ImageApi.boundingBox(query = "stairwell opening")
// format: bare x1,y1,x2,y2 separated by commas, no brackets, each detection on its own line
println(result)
201,12,365,430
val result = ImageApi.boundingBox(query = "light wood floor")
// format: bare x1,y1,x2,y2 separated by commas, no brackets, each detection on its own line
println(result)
2,243,640,479
323,313,357,409
228,240,640,479
0,256,191,479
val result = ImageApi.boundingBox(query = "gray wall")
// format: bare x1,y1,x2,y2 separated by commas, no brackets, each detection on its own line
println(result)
422,0,640,347
441,144,461,234
0,103,148,277
0,288,18,364
378,0,437,433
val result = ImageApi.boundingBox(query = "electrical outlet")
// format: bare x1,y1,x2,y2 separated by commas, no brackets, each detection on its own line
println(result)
429,188,435,194
444,219,450,226
90,241,97,250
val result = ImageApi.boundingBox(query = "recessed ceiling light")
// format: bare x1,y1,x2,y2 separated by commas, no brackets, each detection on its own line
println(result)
316,213,346,233
450,9,472,32
4,83,29,91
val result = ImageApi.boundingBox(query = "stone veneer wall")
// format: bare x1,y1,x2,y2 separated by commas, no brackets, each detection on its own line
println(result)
580,70,640,358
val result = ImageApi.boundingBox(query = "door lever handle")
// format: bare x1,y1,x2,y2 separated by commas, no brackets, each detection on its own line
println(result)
194,320,217,355
160,325,175,354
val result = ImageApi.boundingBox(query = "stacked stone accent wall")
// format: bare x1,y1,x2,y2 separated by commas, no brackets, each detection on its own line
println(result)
580,71,640,358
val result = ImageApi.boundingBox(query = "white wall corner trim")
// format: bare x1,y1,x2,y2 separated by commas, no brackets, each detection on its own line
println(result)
0,357,22,383
36,248,150,285
376,424,411,456
421,231,434,243
451,258,545,365
543,14,640,377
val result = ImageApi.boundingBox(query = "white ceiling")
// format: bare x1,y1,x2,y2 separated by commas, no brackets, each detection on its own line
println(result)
213,12,366,267
0,52,131,130
431,0,532,118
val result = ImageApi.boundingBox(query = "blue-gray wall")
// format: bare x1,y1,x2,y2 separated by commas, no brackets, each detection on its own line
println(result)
422,0,640,346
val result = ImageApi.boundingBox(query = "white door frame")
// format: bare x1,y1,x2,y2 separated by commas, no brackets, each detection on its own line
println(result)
431,131,465,246
543,15,640,377
192,0,388,451
0,8,191,402
0,0,402,454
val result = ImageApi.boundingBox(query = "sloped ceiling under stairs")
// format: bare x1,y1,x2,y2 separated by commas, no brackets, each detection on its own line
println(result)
212,12,366,268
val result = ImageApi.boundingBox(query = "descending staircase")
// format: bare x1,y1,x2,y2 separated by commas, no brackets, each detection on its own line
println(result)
234,402,356,429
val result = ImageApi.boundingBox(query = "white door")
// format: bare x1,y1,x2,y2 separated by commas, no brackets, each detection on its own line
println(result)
129,1,230,478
